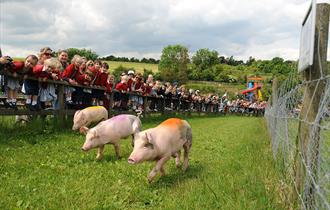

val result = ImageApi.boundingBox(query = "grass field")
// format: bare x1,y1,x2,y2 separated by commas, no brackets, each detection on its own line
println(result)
104,61,159,73
186,80,246,96
0,115,286,209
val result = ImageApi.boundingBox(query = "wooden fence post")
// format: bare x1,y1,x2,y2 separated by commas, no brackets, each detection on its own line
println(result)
143,96,148,116
108,92,114,117
271,77,278,107
294,3,329,208
58,84,65,125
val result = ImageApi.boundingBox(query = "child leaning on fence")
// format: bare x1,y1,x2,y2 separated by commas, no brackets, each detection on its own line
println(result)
114,74,129,110
91,62,108,106
130,72,144,111
57,49,69,70
104,74,115,110
0,55,38,109
35,58,62,109
61,55,82,104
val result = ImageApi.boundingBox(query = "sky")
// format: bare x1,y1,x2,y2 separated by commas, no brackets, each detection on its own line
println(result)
0,0,320,61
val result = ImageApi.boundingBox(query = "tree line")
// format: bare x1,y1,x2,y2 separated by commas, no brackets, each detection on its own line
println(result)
100,55,160,64
64,46,297,85
158,45,297,84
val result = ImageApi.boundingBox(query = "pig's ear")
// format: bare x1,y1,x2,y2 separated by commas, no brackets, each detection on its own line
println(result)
74,110,81,119
145,132,154,144
80,126,89,135
92,130,99,138
80,112,85,120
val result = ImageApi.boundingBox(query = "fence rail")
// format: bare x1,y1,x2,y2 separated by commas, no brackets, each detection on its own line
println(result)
0,69,267,118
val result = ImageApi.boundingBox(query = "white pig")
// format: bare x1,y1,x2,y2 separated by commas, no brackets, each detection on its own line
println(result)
81,114,142,160
128,118,192,182
72,106,108,133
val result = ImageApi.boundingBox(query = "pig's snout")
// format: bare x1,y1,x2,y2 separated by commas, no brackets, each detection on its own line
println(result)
81,147,87,152
128,158,136,164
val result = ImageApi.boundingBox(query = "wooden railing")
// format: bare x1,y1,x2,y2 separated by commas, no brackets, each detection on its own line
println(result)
0,71,265,121
0,71,227,118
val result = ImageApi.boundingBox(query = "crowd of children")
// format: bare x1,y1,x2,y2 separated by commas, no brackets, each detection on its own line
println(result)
0,47,267,116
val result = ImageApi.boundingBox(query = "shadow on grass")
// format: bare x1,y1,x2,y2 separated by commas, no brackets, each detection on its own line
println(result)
149,162,204,189
141,113,225,125
0,116,75,146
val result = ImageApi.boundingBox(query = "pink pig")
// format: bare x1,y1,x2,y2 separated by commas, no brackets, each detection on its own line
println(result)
81,114,142,160
128,118,192,182
72,106,108,133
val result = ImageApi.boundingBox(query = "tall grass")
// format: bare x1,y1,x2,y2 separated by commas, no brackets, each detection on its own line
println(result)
0,115,286,209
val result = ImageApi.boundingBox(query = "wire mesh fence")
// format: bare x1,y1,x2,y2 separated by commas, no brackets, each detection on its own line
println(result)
264,70,330,209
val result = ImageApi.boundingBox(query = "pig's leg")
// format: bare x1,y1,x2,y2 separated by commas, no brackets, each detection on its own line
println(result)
160,166,166,177
148,155,170,182
175,151,181,168
183,144,190,171
131,134,134,147
96,145,105,160
113,143,121,158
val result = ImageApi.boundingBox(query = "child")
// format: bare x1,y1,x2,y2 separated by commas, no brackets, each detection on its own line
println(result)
35,58,62,109
57,49,69,70
38,47,53,65
62,55,82,104
91,62,108,106
104,74,115,110
0,55,38,109
130,73,144,111
114,75,129,110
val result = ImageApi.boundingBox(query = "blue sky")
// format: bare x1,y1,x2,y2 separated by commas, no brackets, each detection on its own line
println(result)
0,0,314,61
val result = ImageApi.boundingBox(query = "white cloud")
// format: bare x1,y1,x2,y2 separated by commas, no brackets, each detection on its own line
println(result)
0,0,315,60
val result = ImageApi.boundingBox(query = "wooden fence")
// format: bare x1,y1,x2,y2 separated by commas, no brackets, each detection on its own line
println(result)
0,71,226,121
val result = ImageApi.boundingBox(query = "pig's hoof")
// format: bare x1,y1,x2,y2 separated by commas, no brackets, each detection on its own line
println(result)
175,163,181,168
96,156,103,161
147,176,155,183
182,165,188,172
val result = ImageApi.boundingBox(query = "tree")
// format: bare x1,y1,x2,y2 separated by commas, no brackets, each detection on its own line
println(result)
159,45,189,83
66,48,99,61
112,65,130,79
246,56,256,66
192,48,219,70
130,57,139,62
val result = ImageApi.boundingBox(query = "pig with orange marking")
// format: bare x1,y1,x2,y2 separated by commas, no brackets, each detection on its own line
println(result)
128,118,192,182
72,106,108,133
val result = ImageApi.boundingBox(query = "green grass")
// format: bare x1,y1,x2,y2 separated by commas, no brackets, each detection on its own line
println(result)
104,61,159,73
0,115,286,209
186,80,246,96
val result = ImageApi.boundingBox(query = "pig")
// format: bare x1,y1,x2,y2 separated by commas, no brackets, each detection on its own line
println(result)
81,114,142,160
72,106,108,133
128,118,192,182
